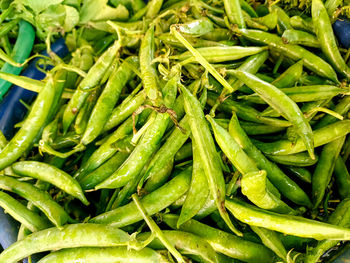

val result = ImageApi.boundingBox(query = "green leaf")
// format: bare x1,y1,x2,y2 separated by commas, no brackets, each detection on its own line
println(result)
15,0,63,14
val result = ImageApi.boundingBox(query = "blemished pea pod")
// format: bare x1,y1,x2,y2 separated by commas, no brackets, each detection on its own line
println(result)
0,175,70,228
224,0,246,29
312,137,345,209
290,16,315,33
180,85,241,236
178,141,209,227
207,115,294,214
0,191,50,233
37,247,164,263
238,29,338,82
282,29,320,48
163,214,275,263
334,157,350,198
312,0,350,79
95,74,177,189
285,166,312,184
254,120,350,155
81,56,138,145
232,70,315,159
0,73,57,170
12,161,88,205
138,230,219,263
228,113,312,207
171,46,268,63
271,60,303,89
140,26,162,105
226,198,350,240
90,167,191,227
63,40,121,133
266,152,318,166
305,198,350,263
0,224,131,263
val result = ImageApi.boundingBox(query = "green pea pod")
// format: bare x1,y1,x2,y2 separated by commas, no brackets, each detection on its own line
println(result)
269,5,292,33
290,16,315,33
271,60,303,89
334,157,350,199
254,120,350,155
82,56,139,145
139,230,219,263
90,167,191,227
12,161,88,205
171,46,268,63
178,18,214,36
228,113,312,207
178,141,209,227
226,198,350,240
251,226,287,261
312,137,345,209
242,11,269,31
0,224,131,263
238,29,338,83
0,191,50,233
266,152,318,166
163,214,275,263
312,0,350,79
282,29,320,48
285,166,312,184
145,0,163,18
224,0,246,29
252,11,278,30
180,85,241,236
305,198,350,263
37,247,164,263
0,175,69,228
0,73,57,170
232,70,315,159
95,74,178,189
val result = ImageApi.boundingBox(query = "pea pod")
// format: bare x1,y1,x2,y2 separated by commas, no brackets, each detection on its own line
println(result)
282,29,320,48
232,70,315,159
252,12,278,30
290,16,314,33
0,224,131,263
226,198,350,240
285,166,312,184
224,0,246,29
271,60,303,89
12,161,88,205
266,152,318,166
178,18,214,36
269,5,292,33
334,157,350,199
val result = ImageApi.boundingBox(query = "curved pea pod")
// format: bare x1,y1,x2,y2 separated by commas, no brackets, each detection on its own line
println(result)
226,198,350,240
239,0,258,17
312,0,350,79
228,113,312,207
238,29,338,83
163,214,275,263
334,157,350,199
232,70,315,159
333,19,350,49
81,56,139,145
271,60,303,89
178,141,209,227
90,167,191,227
37,247,164,263
254,120,350,155
266,152,318,166
171,46,268,63
290,16,315,33
177,18,214,36
0,223,131,263
269,5,292,33
95,75,177,190
0,191,50,233
242,11,269,31
282,29,320,48
252,11,278,30
305,198,350,263
138,230,219,263
285,166,312,184
12,161,88,205
0,175,69,228
312,137,345,209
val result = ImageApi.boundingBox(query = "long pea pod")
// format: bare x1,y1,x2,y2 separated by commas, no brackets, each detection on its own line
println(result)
312,0,350,79
12,161,88,205
282,29,320,48
226,198,350,240
223,0,246,28
271,60,303,89
266,152,318,166
0,224,131,263
232,70,315,159
228,113,312,207
207,116,294,214
0,175,69,228
334,157,350,198
237,29,339,82
163,214,275,263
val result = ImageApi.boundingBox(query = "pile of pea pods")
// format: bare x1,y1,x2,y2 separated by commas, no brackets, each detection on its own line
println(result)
0,0,350,262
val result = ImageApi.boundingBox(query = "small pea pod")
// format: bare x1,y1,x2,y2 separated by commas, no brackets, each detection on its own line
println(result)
285,166,312,184
269,5,292,33
0,224,131,263
91,167,191,227
224,0,246,29
37,247,164,263
312,0,350,79
12,161,88,205
232,70,315,159
334,157,350,199
0,191,50,233
163,214,275,263
226,198,350,240
252,11,278,30
178,18,214,36
282,29,320,48
266,152,318,166
145,0,164,18
271,60,303,89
